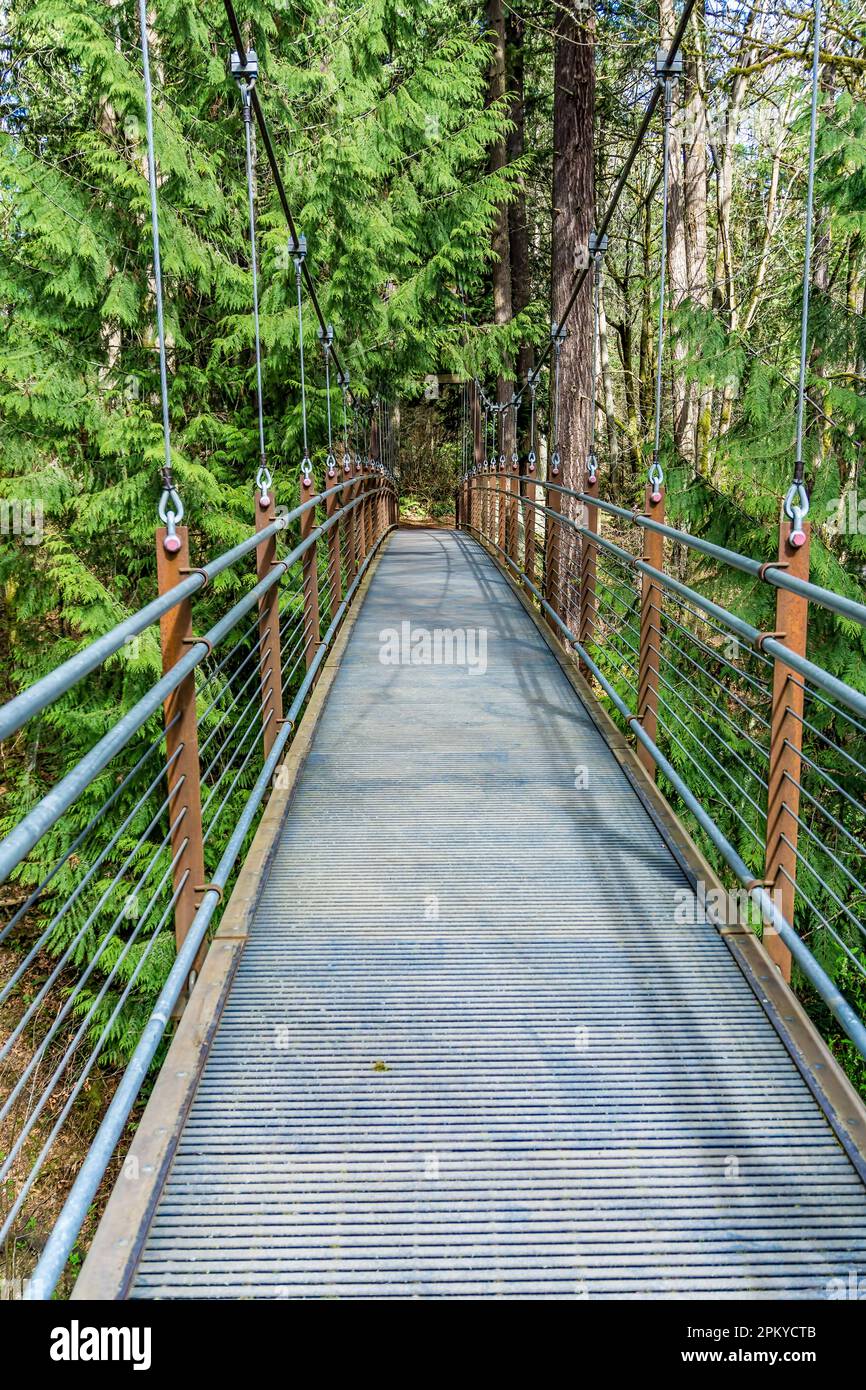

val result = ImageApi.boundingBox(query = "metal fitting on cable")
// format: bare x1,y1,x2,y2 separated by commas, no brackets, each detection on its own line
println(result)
648,457,664,503
158,486,184,554
256,465,273,508
229,49,258,128
784,479,810,548
229,47,259,90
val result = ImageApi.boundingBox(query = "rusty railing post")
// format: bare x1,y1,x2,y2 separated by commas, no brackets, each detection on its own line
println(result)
156,527,207,982
763,520,810,981
253,488,284,761
523,468,536,591
299,486,321,670
579,472,599,675
636,483,664,778
324,469,343,624
542,474,563,628
506,464,519,565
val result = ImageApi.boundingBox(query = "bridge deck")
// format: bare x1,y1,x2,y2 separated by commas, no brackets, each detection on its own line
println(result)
132,530,866,1299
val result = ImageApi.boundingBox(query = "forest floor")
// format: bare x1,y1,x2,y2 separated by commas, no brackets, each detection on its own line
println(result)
0,917,139,1299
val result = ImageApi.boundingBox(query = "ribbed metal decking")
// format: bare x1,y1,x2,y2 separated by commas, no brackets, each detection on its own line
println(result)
133,530,866,1298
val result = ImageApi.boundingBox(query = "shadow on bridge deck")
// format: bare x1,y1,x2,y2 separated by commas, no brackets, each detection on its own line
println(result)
78,529,866,1299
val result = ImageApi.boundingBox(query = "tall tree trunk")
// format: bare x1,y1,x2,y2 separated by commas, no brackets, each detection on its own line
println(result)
659,0,695,465
487,0,514,471
550,0,595,624
506,3,533,470
683,5,709,468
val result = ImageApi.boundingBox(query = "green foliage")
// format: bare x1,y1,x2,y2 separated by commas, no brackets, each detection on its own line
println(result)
0,0,512,1062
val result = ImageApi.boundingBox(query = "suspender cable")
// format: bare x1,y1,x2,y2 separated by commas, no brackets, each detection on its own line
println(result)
319,323,336,478
230,47,270,507
786,0,822,548
138,0,183,552
587,233,607,485
549,324,567,477
527,373,538,472
293,236,312,488
339,369,351,475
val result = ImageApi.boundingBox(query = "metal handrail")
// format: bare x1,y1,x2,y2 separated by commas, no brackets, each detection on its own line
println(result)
0,486,387,882
514,475,866,632
25,522,392,1300
473,478,866,721
461,482,866,1066
0,478,364,744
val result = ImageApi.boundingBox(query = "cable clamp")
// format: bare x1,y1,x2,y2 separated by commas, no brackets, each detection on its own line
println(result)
291,232,307,270
317,322,334,355
755,629,786,653
195,881,224,904
183,634,213,656
551,321,569,346
179,565,211,589
655,47,683,80
757,560,789,582
229,47,259,88
588,230,609,258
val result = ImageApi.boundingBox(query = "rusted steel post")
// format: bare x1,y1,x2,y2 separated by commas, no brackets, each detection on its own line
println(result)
342,457,357,583
506,466,519,565
156,527,207,977
470,383,482,537
763,520,811,981
523,470,536,590
579,472,599,675
356,467,368,566
324,470,343,620
542,476,563,629
637,485,664,777
253,490,284,761
364,464,374,553
497,469,505,556
299,487,321,671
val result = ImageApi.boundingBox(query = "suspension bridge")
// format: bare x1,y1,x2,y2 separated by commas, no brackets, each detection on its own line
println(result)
2,0,866,1302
